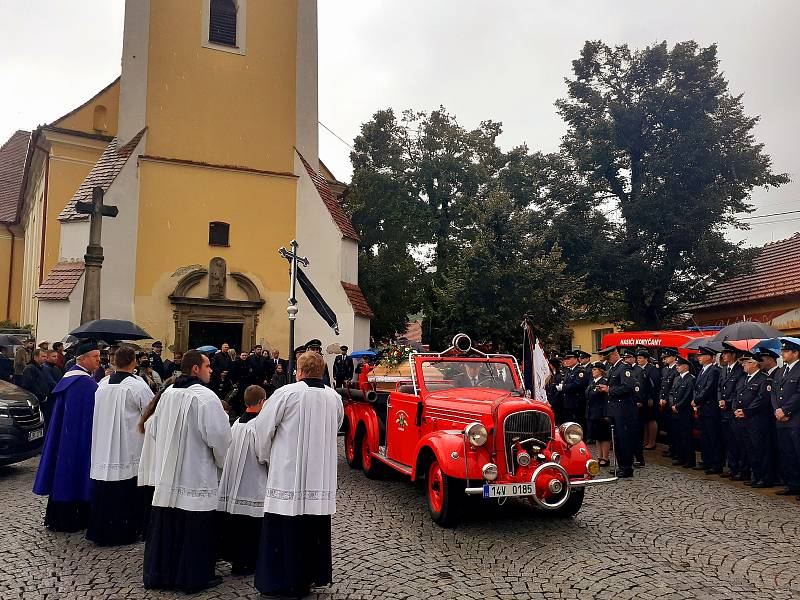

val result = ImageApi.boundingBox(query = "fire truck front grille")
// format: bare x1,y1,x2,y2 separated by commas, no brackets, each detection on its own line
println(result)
503,410,552,475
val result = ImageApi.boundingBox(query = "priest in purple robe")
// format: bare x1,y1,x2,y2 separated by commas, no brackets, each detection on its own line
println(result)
33,339,101,532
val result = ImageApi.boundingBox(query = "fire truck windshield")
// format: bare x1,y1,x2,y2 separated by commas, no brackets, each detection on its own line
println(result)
420,360,516,391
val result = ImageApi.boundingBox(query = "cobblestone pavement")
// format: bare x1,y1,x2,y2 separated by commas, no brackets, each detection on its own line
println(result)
2,443,799,600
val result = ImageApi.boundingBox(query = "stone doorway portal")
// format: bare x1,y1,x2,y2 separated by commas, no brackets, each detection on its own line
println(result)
169,257,265,353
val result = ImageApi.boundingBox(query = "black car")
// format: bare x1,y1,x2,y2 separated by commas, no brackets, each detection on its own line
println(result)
0,380,45,466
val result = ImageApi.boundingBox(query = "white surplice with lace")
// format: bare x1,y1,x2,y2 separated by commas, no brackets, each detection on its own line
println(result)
217,416,268,517
145,383,232,511
90,374,154,481
253,381,344,516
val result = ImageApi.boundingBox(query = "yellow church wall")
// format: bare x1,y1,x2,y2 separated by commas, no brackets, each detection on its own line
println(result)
52,79,120,137
0,227,25,323
133,159,297,354
145,0,298,174
42,140,106,275
569,319,619,354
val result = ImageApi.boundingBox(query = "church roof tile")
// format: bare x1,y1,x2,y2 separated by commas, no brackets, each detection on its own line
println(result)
35,261,85,300
59,129,145,222
341,281,374,319
0,130,32,223
297,151,359,241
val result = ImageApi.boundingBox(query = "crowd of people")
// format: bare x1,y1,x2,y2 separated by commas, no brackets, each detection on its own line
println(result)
545,341,800,499
25,336,345,598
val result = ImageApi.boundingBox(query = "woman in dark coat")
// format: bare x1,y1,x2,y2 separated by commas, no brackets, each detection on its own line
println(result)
585,361,611,466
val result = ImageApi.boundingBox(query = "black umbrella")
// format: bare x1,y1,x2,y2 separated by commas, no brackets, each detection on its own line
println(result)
69,319,152,341
0,334,24,347
296,268,340,335
710,321,783,342
681,338,724,352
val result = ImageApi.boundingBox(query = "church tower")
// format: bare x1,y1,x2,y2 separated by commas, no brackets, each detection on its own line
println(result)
33,0,371,356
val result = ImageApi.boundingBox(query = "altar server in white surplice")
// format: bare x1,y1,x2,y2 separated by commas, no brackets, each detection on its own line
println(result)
253,351,343,598
217,384,271,575
86,346,154,546
142,351,232,594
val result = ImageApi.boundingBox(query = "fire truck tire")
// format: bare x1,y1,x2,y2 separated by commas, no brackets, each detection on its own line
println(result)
550,488,585,518
426,459,463,527
344,424,360,469
360,430,383,479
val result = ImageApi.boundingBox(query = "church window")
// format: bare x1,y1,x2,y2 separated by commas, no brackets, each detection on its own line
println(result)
202,0,246,55
209,0,237,46
209,222,230,247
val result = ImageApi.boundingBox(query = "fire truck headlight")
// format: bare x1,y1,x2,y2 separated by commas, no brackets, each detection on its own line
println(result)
482,463,498,481
586,459,600,476
559,422,583,447
465,422,488,447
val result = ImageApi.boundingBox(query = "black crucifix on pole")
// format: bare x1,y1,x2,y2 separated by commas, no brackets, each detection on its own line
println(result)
75,186,118,324
278,240,309,382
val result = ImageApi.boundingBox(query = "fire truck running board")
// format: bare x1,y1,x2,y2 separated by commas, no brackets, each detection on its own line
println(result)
371,452,413,476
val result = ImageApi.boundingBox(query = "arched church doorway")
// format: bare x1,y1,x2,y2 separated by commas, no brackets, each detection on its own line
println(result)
169,257,265,353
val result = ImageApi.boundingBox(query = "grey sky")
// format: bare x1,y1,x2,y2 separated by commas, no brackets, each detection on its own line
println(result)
2,0,797,246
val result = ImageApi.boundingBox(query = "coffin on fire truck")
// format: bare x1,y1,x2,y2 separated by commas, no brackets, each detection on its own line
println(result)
339,334,616,526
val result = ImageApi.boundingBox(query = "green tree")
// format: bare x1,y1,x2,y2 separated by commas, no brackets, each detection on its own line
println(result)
554,40,789,328
346,108,581,348
434,191,581,351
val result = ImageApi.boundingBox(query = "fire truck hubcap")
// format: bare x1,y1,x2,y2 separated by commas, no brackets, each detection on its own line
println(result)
361,436,371,469
428,461,444,513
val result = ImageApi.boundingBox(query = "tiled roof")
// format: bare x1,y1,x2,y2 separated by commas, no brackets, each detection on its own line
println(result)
341,281,374,319
297,150,359,241
58,128,145,222
35,261,85,300
0,130,32,223
694,233,800,309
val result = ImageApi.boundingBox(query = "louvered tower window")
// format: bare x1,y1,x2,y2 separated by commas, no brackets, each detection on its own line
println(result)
209,0,237,46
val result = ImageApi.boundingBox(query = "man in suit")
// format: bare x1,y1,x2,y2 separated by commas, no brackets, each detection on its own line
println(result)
454,363,482,388
557,351,590,426
636,349,661,451
771,338,800,498
693,346,723,474
719,344,746,479
596,346,638,478
734,351,774,488
333,346,354,388
267,349,288,382
658,348,679,458
669,356,696,468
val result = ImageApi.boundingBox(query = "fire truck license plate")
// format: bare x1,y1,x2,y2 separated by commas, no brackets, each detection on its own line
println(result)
28,428,44,441
483,483,534,498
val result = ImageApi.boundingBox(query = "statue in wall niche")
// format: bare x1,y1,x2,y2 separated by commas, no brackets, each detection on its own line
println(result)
208,257,227,299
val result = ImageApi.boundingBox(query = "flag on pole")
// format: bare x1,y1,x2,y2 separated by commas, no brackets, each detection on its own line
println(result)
522,318,550,403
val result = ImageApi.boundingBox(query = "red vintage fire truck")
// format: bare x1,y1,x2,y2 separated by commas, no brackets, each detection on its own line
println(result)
340,334,616,527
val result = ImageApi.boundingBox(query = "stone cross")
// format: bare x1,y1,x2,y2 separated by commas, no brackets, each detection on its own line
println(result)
76,186,118,324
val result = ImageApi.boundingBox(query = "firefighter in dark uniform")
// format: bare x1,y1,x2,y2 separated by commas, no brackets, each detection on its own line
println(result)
772,338,800,498
622,349,646,467
596,346,638,478
757,348,782,486
693,346,723,474
636,349,661,451
719,344,746,479
558,351,590,427
669,356,696,467
733,351,774,488
576,350,593,372
658,348,679,457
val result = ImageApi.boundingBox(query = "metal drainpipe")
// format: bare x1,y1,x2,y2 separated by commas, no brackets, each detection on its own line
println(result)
37,147,50,285
4,224,15,321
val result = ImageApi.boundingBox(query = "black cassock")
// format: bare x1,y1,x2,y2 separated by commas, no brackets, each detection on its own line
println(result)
254,513,333,596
